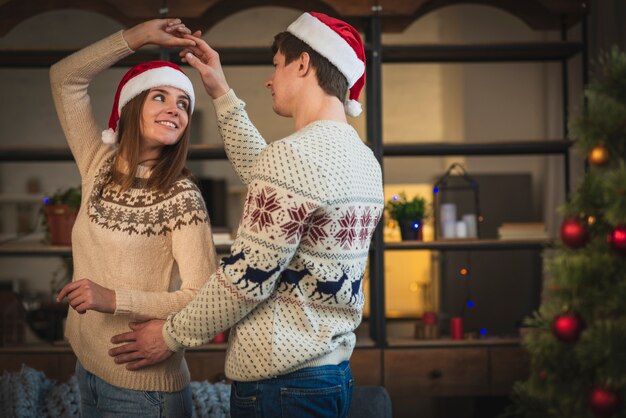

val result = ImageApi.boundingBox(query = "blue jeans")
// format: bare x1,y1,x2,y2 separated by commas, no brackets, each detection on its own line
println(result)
230,361,354,418
75,361,192,418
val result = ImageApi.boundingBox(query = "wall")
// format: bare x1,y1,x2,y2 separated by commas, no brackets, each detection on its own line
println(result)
0,6,581,316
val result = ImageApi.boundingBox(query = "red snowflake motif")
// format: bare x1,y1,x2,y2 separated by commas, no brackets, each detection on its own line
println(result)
239,191,255,228
359,208,373,248
302,213,331,246
280,202,314,243
372,208,383,228
335,208,358,249
249,187,281,232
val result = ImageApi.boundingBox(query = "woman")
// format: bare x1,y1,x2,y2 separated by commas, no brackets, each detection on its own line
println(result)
52,19,217,417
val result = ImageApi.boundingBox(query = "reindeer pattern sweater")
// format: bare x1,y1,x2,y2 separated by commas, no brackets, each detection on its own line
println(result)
50,31,217,392
164,90,385,381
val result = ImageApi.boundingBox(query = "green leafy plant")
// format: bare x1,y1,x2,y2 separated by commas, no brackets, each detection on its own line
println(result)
41,186,81,246
385,192,427,221
44,186,81,210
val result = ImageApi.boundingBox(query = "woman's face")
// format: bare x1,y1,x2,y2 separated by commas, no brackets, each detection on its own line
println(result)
140,86,190,149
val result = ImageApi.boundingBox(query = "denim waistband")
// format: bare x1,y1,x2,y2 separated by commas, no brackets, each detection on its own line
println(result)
266,360,351,381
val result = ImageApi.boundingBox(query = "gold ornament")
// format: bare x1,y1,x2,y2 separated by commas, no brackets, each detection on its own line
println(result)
588,144,609,166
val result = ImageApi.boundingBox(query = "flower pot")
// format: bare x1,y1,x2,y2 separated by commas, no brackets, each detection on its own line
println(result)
43,204,77,245
398,219,423,241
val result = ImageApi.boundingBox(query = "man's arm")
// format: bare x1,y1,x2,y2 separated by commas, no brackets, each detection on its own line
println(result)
110,143,328,369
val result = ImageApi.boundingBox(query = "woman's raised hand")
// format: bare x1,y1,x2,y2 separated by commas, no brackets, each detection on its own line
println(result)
123,19,196,51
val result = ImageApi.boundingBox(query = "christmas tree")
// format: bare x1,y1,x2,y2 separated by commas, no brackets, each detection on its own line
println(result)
503,47,626,418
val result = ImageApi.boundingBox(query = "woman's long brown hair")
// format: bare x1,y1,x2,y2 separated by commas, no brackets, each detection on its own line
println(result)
111,91,192,193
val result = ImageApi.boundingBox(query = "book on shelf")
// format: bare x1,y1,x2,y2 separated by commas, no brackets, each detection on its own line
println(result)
498,222,548,240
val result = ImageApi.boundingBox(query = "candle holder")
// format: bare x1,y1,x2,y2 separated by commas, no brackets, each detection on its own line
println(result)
433,163,482,240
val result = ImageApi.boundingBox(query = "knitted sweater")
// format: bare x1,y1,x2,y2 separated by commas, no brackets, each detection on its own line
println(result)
50,31,217,392
164,90,384,381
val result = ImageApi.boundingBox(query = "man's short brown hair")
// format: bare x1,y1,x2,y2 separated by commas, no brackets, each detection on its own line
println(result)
272,32,348,103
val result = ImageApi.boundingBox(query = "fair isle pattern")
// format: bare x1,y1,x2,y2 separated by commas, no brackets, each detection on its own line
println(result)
165,90,384,381
88,159,209,236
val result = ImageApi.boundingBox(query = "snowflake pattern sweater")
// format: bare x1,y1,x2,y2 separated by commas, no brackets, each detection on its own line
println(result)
49,31,217,392
164,89,384,381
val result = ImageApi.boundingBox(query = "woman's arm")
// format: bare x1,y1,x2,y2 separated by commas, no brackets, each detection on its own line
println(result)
57,185,218,320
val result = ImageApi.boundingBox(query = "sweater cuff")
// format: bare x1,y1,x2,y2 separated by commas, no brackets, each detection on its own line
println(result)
113,288,133,315
112,30,135,56
163,318,185,352
212,89,243,113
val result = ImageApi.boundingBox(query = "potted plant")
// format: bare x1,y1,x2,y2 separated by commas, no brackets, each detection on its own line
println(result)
385,192,427,241
42,186,81,245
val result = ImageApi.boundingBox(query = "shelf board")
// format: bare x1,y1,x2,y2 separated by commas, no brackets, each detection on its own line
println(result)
387,337,522,348
0,145,226,162
0,193,44,203
0,48,274,68
380,42,583,63
1,41,582,68
384,139,572,157
0,140,571,162
385,239,551,251
0,241,233,256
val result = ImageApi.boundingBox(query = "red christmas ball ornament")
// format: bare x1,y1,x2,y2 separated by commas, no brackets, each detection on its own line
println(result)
560,217,589,249
551,312,584,343
607,225,626,255
538,369,547,381
588,386,621,417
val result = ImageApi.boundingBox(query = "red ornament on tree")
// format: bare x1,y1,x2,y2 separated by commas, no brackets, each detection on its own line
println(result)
551,312,584,343
607,225,626,255
560,217,589,249
588,386,621,417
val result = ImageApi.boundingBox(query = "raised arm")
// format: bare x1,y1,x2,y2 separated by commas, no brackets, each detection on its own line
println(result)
49,19,195,178
181,35,268,184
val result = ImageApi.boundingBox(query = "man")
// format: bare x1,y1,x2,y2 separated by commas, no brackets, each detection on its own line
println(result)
110,12,384,417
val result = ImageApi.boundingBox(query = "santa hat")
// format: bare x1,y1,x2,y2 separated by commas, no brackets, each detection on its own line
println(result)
287,12,366,117
102,60,195,145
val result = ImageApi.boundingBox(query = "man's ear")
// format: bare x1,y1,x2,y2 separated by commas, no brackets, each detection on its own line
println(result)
297,52,312,77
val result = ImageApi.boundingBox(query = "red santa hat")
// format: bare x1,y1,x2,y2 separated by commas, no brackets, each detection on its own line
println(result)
102,60,195,145
287,12,366,117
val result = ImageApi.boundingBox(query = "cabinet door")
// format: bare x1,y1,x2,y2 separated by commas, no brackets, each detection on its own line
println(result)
0,351,77,382
350,349,382,386
185,350,228,382
489,346,529,394
384,347,489,397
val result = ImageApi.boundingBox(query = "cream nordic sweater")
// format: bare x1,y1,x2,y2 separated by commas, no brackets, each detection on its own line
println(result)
50,31,217,392
164,90,385,382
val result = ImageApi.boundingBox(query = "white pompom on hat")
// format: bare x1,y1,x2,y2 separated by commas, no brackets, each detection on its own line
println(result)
102,60,195,145
287,12,366,117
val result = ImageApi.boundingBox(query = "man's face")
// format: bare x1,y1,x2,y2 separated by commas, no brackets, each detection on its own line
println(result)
265,51,298,117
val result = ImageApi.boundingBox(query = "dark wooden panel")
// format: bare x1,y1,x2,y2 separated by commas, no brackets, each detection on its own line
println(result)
489,346,529,395
384,347,489,397
0,352,71,380
185,349,228,382
351,349,382,386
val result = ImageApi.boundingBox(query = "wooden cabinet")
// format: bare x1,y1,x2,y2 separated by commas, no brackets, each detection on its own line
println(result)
385,348,489,397
489,346,530,395
0,344,384,387
0,346,77,382
384,344,529,418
